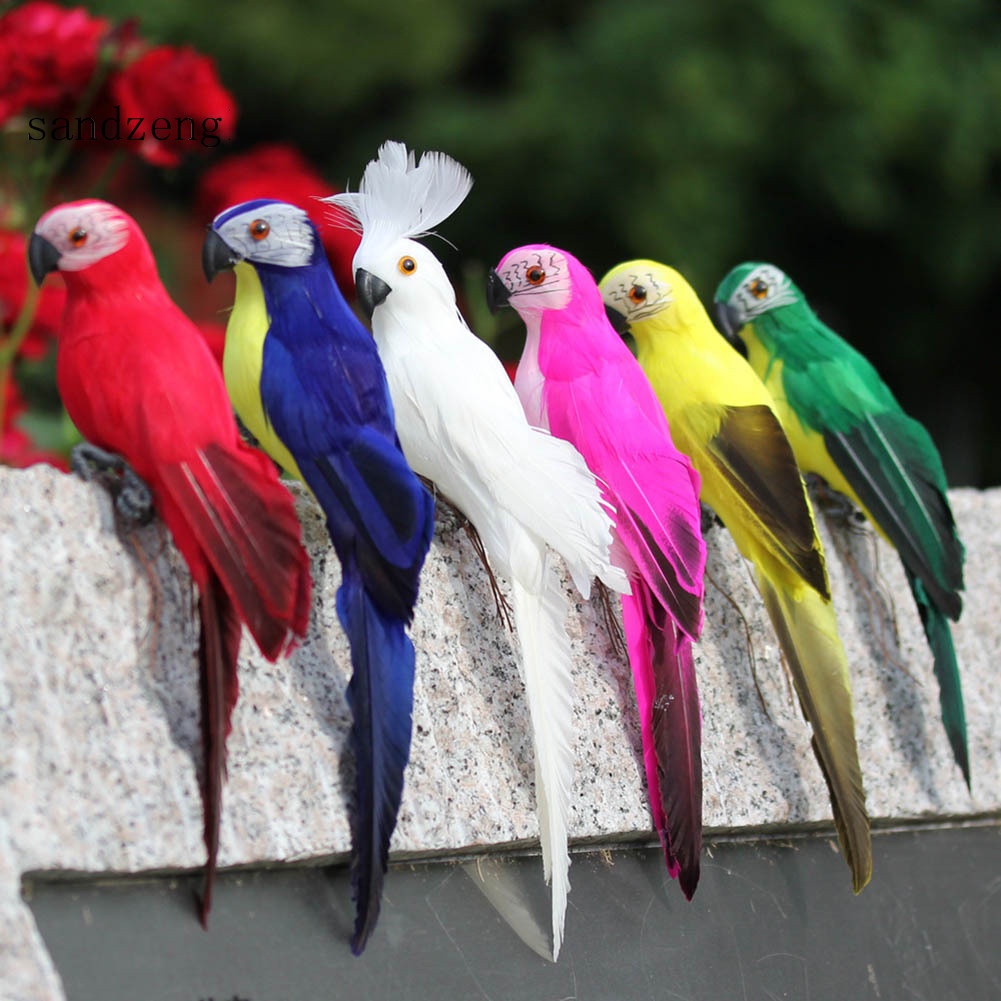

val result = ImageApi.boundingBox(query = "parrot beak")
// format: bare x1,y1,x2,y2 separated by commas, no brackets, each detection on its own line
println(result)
355,268,391,322
28,233,61,285
485,270,510,314
714,301,743,344
604,304,629,336
202,228,240,283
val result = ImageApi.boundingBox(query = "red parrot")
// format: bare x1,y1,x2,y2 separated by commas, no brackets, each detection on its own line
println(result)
28,199,313,923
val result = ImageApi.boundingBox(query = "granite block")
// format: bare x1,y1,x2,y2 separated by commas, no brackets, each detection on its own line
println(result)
0,464,996,998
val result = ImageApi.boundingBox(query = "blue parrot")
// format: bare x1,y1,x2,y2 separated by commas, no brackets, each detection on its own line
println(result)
203,199,434,954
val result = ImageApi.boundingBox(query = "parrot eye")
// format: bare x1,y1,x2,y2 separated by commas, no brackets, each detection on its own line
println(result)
68,227,88,248
249,219,270,241
628,284,647,305
525,266,546,286
398,256,417,275
749,278,769,299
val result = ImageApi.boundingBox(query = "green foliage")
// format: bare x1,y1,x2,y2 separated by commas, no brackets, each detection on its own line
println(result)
84,0,1001,484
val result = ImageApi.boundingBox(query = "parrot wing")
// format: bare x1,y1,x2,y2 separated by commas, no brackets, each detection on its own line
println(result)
157,441,312,657
380,326,625,596
155,439,313,926
759,328,962,613
547,365,705,639
821,412,962,617
260,318,434,620
299,428,434,620
701,403,829,599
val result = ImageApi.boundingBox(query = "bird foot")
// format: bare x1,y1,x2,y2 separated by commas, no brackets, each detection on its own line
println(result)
806,474,866,527
699,502,723,536
71,442,155,527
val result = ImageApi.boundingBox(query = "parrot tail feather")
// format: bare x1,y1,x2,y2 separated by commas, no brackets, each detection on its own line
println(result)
621,580,703,898
338,566,416,956
509,551,576,961
160,442,312,660
196,573,242,927
757,574,872,892
908,572,970,787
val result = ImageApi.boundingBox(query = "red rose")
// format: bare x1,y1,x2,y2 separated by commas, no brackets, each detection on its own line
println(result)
197,143,360,292
0,230,66,361
0,1,110,123
110,45,236,167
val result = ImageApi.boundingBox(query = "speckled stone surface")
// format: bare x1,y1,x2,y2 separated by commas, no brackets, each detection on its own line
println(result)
1,464,998,999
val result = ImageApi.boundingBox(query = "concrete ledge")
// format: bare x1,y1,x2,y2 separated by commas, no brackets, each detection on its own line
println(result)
2,465,998,998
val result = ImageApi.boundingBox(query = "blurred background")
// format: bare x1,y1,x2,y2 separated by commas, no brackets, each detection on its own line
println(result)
9,0,1001,485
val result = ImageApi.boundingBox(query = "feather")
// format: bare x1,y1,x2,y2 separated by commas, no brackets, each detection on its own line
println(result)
908,571,969,784
824,415,962,618
338,564,417,955
326,140,473,260
708,405,828,598
509,548,576,959
195,574,242,925
159,442,311,658
825,420,968,784
758,575,872,892
621,580,702,896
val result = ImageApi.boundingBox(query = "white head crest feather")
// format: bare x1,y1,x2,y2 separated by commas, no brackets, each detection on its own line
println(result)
325,140,473,258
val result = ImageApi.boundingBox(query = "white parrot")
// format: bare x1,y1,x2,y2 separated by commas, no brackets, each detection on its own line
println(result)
326,142,628,960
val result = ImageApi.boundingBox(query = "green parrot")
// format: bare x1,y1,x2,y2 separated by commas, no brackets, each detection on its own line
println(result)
714,262,968,787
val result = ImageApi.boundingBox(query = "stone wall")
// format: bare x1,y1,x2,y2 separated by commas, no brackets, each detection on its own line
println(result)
1,464,997,1000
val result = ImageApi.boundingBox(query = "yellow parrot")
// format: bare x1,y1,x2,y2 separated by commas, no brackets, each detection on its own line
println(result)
600,259,871,894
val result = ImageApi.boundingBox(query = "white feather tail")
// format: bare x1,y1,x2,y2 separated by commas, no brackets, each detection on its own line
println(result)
510,545,575,961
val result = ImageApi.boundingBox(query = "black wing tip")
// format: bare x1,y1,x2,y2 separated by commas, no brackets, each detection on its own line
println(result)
679,863,701,901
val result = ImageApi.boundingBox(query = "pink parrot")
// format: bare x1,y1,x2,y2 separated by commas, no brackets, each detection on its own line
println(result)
489,244,707,897
29,199,313,922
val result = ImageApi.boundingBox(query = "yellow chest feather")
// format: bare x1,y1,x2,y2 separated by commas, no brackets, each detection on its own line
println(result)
223,262,302,479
